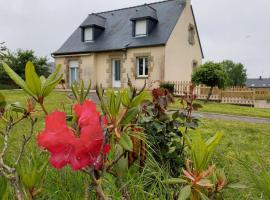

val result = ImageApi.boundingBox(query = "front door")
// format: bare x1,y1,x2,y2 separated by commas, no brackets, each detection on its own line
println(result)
112,59,121,88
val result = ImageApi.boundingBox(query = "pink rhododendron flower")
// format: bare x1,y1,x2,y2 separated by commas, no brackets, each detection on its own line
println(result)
37,100,110,171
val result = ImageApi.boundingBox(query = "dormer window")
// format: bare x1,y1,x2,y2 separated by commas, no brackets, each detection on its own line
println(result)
130,5,158,38
84,27,93,42
80,13,106,42
135,20,147,37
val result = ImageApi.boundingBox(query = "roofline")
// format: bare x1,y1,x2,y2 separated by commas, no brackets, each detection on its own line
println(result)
51,43,165,57
93,0,181,15
190,5,204,59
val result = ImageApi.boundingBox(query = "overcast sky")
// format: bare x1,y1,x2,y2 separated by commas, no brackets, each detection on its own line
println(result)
0,0,269,78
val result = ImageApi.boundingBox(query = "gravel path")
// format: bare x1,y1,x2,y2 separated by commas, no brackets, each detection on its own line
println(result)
194,112,270,124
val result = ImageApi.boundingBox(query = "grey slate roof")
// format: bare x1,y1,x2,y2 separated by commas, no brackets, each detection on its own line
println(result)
130,5,158,21
80,14,106,29
246,77,270,88
52,0,185,56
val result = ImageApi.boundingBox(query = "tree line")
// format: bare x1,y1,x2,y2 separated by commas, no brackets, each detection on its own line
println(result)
0,43,49,88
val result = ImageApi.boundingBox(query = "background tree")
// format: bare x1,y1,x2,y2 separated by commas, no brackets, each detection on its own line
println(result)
0,49,49,86
192,61,228,102
221,60,247,87
0,42,8,57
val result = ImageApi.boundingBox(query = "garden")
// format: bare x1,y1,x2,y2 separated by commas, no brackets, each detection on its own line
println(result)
0,62,270,200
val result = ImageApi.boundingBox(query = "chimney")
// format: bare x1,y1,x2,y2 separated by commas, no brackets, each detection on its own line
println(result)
259,76,262,80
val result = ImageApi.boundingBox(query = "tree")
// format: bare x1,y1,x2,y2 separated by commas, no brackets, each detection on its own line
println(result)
0,49,49,86
0,42,7,57
221,60,247,87
192,61,228,102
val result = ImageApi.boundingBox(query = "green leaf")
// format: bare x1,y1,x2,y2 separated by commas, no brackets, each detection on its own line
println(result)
198,191,210,200
84,81,92,100
227,183,247,189
42,74,63,97
45,64,61,84
119,133,133,151
163,178,187,185
25,61,41,96
121,89,131,107
130,91,151,107
10,102,26,113
121,107,139,126
178,185,191,200
41,64,62,97
0,176,8,200
114,144,128,177
80,80,85,103
2,63,34,96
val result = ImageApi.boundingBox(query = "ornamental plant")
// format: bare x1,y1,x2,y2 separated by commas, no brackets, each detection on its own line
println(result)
0,61,63,199
1,61,150,200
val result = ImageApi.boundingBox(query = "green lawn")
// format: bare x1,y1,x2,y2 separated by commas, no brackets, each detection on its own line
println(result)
0,90,270,199
170,99,270,119
191,118,270,199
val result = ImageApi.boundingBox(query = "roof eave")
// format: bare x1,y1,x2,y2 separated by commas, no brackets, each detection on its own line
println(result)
51,43,165,57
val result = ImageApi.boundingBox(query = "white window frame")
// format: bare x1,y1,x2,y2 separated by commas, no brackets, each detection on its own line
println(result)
84,27,93,42
137,57,149,78
69,61,79,86
135,20,147,37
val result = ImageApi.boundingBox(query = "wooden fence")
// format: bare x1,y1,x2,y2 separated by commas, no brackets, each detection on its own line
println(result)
165,81,270,106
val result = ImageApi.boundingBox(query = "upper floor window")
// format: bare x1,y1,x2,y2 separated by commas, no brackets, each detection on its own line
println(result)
188,24,195,45
135,20,147,37
137,57,148,77
84,27,93,42
192,60,198,71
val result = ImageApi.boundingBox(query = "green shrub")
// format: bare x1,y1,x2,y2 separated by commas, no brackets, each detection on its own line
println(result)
160,83,174,94
267,94,270,103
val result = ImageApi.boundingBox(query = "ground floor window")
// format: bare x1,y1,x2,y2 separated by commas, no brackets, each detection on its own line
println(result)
69,61,79,86
137,57,148,78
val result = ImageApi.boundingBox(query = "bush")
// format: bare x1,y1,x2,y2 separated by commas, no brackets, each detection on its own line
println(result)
267,94,270,103
160,83,174,94
0,83,19,90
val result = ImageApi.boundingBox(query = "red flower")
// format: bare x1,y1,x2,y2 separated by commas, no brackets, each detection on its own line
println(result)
37,100,110,171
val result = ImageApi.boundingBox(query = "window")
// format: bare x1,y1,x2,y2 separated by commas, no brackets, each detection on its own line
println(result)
188,24,195,45
135,20,147,37
69,61,79,86
137,57,148,77
84,27,93,42
192,60,198,70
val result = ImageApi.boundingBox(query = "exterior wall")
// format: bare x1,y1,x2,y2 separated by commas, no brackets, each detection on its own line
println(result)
54,46,165,89
164,3,203,82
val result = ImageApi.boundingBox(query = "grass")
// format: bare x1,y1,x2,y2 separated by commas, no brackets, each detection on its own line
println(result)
170,99,270,119
191,118,270,199
1,90,270,199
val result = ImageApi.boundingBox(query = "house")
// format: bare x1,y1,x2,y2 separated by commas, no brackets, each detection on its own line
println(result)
52,0,203,89
246,76,270,89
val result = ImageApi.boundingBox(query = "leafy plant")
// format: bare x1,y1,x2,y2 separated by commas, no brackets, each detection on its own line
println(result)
17,152,48,199
2,61,62,114
164,132,223,200
70,80,91,104
160,83,175,94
